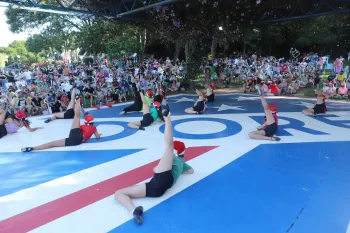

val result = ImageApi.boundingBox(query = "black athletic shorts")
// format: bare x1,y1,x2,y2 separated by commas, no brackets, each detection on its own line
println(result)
146,170,174,198
193,101,205,113
0,124,7,139
140,113,154,127
64,108,75,119
264,122,278,137
313,104,326,114
65,128,83,146
207,94,215,102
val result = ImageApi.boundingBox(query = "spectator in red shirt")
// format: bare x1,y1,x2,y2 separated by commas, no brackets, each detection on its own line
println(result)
21,98,102,152
267,82,279,96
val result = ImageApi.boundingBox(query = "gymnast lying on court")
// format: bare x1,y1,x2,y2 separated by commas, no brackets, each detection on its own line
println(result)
45,88,88,123
248,86,281,141
184,89,206,114
114,106,194,225
21,98,101,152
302,90,327,116
127,90,164,131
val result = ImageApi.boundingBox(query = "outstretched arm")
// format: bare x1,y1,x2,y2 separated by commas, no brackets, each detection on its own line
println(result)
94,130,102,139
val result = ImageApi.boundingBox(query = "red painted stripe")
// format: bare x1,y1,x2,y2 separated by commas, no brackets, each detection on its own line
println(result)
0,146,217,233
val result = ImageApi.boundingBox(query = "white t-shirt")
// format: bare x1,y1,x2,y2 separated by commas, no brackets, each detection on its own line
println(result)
63,83,72,93
322,86,330,93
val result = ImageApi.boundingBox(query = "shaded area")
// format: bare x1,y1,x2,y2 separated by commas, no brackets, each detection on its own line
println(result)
0,149,142,197
110,141,350,233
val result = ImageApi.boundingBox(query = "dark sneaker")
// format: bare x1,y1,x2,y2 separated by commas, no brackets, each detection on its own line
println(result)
139,126,145,131
44,118,51,123
21,147,33,152
162,105,170,117
132,206,144,225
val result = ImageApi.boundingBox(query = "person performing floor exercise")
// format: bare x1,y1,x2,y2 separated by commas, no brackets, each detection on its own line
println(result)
119,77,148,116
127,90,164,131
0,103,42,139
44,88,88,123
302,90,327,116
21,98,101,152
248,85,281,141
184,89,206,114
114,106,194,225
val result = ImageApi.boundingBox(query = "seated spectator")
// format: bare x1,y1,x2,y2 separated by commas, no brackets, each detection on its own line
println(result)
260,81,269,96
337,82,348,99
336,70,346,87
327,72,336,82
287,78,299,94
84,82,97,107
267,81,279,96
243,76,255,93
324,81,336,98
31,94,43,116
278,79,288,94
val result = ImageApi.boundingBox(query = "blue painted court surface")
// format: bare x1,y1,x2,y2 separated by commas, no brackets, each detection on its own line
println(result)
1,93,350,233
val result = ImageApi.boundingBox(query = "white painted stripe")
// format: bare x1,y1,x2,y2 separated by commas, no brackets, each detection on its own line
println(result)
29,144,258,233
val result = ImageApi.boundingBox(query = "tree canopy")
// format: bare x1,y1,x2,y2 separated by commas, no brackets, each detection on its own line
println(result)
2,3,350,78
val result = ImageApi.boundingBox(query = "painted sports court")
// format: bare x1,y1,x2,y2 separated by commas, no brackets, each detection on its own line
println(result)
1,93,350,233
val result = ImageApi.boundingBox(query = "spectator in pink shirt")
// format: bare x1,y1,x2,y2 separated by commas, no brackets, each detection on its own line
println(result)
337,82,348,99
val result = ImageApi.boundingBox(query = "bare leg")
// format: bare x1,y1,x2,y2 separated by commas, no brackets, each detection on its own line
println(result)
154,111,174,173
67,88,76,110
114,184,147,213
248,130,275,140
31,139,66,151
302,109,315,115
195,89,203,96
0,108,6,125
71,97,81,129
140,91,150,114
260,96,275,125
128,121,141,129
185,108,198,114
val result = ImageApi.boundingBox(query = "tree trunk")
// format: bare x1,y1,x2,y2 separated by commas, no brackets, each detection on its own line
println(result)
211,37,216,60
243,42,247,55
173,39,181,63
139,28,147,64
185,41,190,63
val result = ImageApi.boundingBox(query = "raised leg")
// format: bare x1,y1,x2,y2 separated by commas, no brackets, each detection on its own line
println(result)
154,110,174,173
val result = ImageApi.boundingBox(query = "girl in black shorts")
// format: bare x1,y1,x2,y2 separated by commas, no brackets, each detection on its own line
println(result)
248,87,281,141
44,88,88,123
127,91,164,131
21,98,101,152
205,84,215,102
184,89,206,114
302,91,327,115
115,107,194,225
119,77,142,115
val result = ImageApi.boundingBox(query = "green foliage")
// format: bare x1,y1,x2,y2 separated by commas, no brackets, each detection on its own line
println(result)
0,40,43,64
